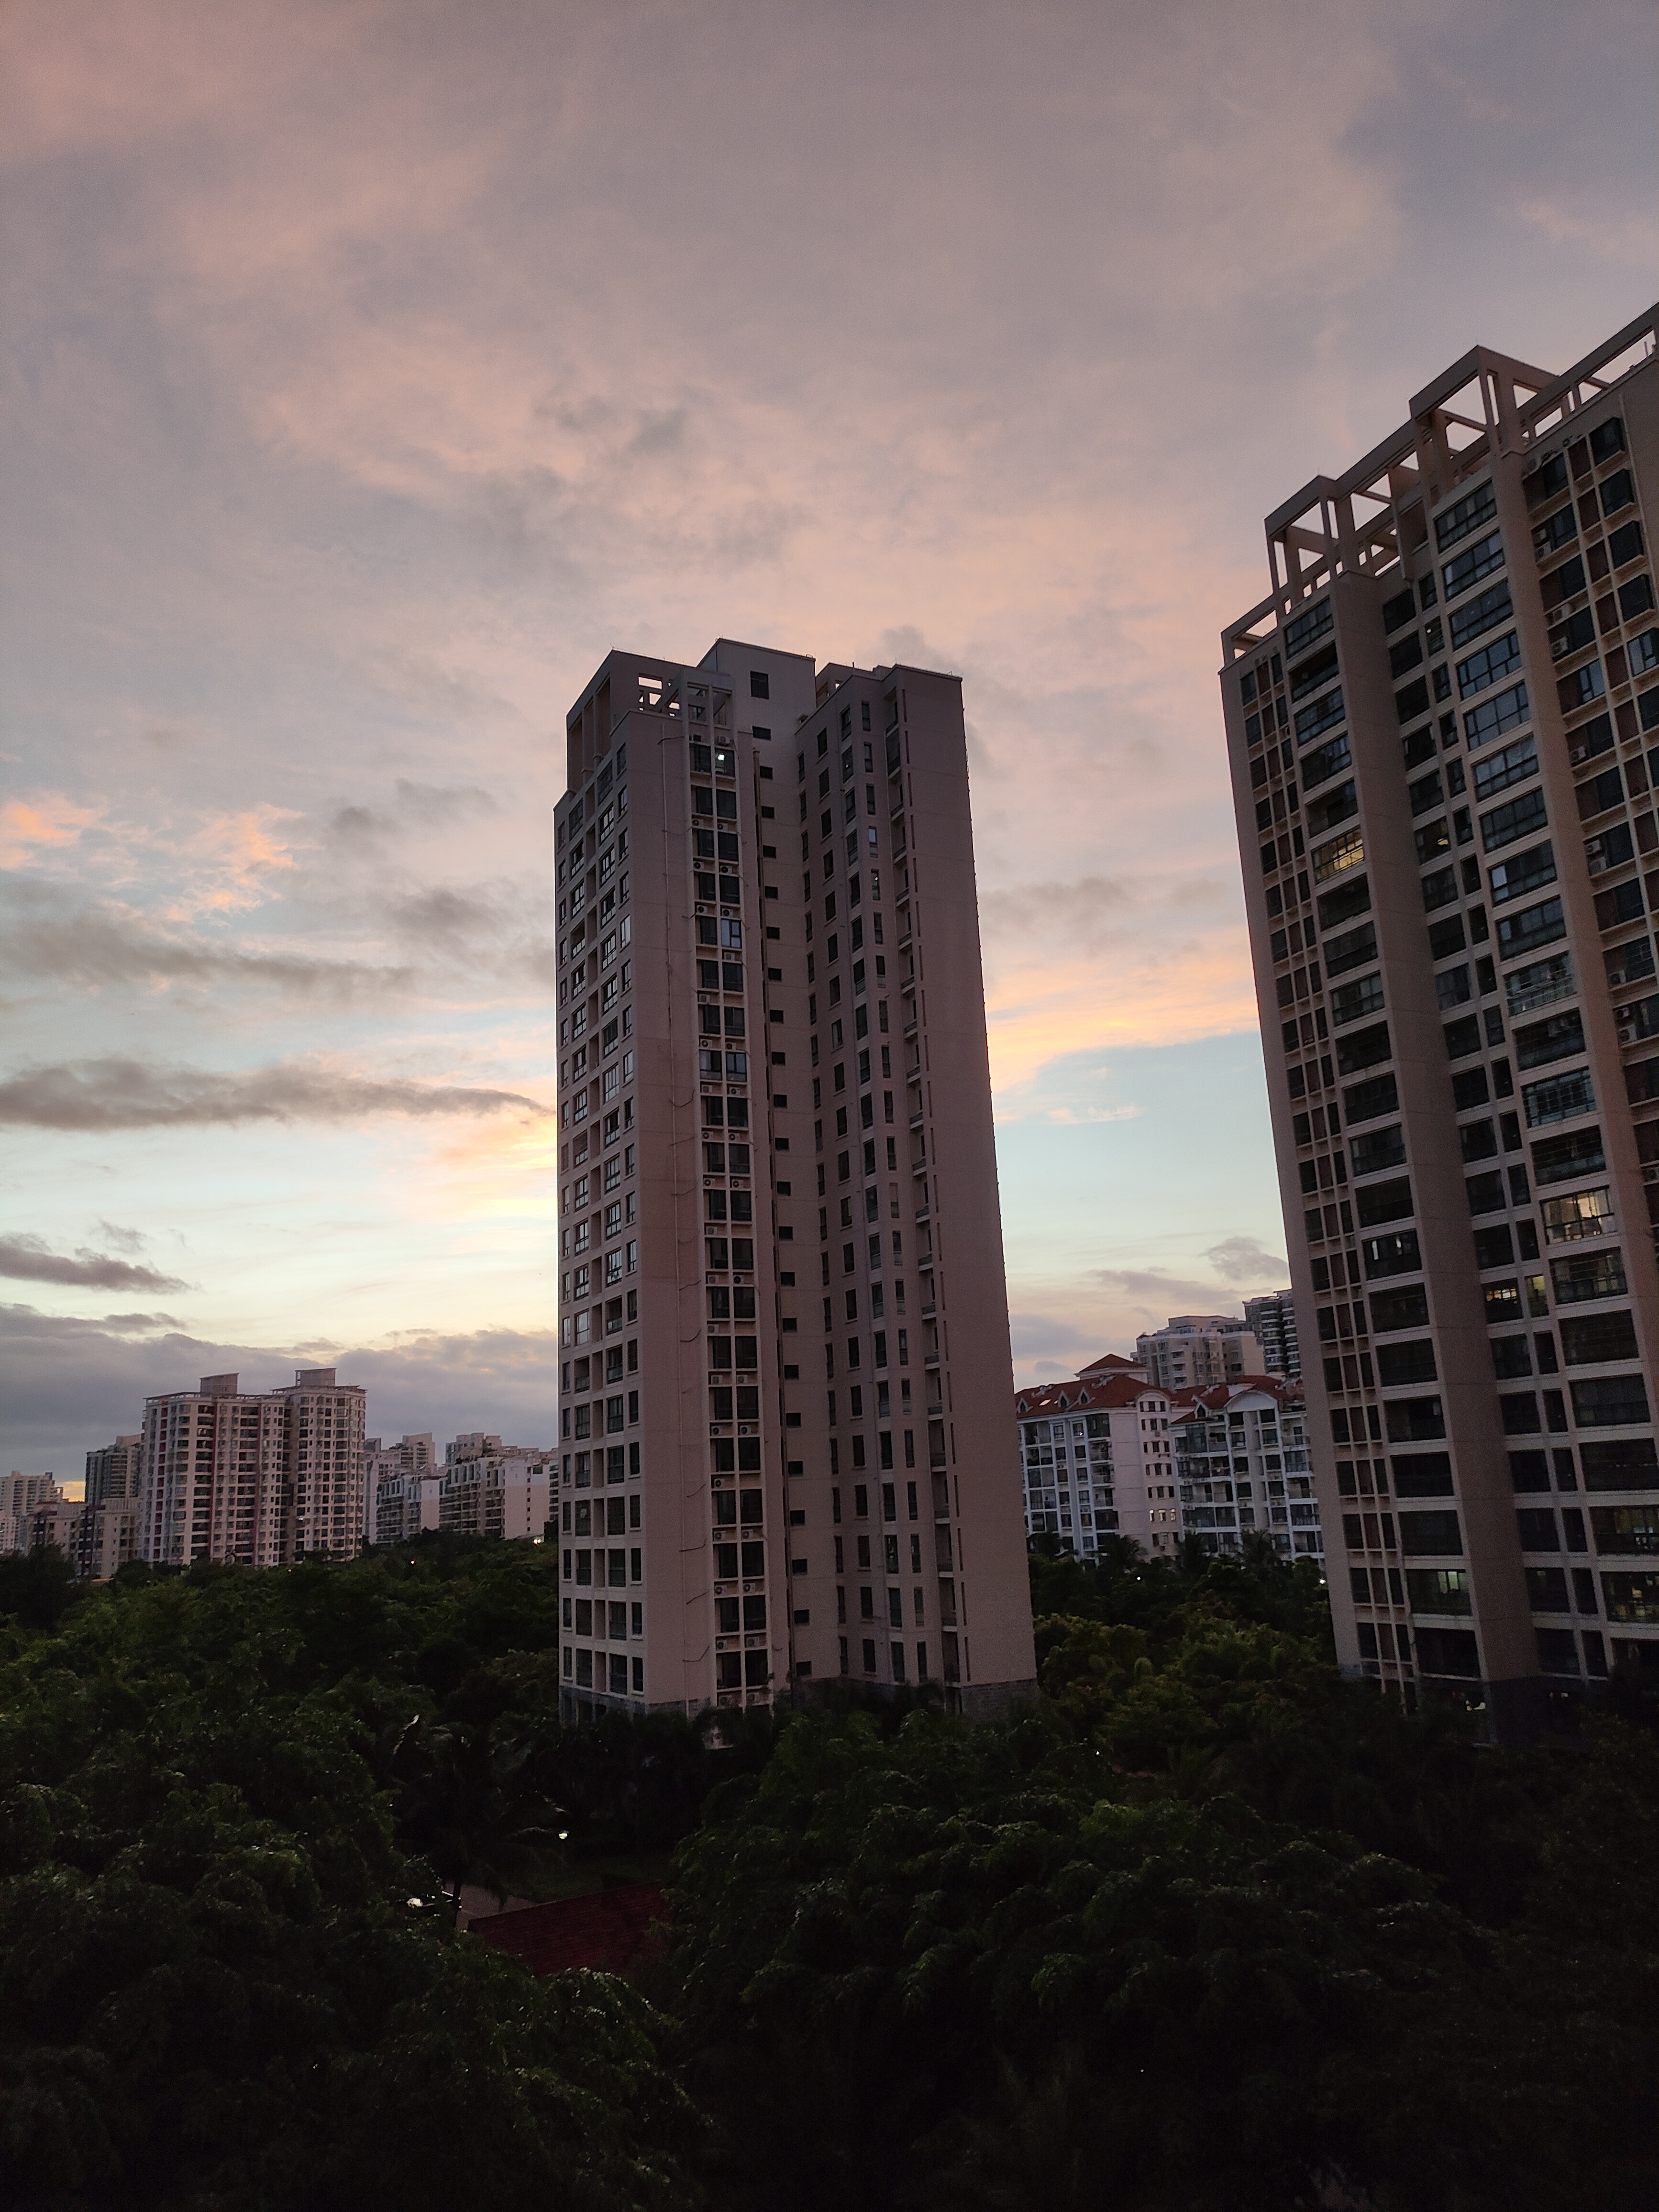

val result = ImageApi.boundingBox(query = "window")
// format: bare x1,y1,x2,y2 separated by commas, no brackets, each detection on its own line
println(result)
1449,581,1513,651
1408,769,1443,816
1560,1311,1639,1366
1350,1125,1406,1177
1523,1067,1594,1127
1344,1073,1398,1123
1330,973,1384,1026
1616,574,1656,626
1571,1374,1650,1427
1495,895,1565,961
1289,642,1339,701
1371,1282,1428,1332
750,671,770,698
1363,1228,1422,1279
1295,688,1347,745
1631,630,1659,679
1399,1506,1461,1551
1387,1400,1446,1444
1337,1020,1391,1075
1323,921,1377,976
1472,734,1536,803
1513,1010,1584,1070
1550,1249,1626,1305
1540,1185,1614,1244
1312,826,1364,882
1301,734,1350,789
1357,1175,1413,1227
1377,1339,1437,1386
1464,682,1529,749
1532,1128,1606,1186
1590,1506,1659,1555
1305,779,1358,838
1609,520,1645,567
1600,468,1635,517
1435,480,1497,552
1458,631,1523,699
1480,787,1547,853
1442,530,1505,601
1283,598,1333,658
1489,842,1556,906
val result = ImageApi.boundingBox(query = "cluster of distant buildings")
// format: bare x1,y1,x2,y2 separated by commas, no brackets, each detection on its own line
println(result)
1016,1306,1320,1571
6,1301,1303,1591
3,1366,555,1578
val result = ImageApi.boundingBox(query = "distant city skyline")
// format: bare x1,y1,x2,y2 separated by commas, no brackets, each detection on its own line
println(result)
3,1,1654,1476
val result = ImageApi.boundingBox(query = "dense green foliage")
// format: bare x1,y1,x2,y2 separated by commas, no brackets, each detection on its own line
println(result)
0,1535,1656,2211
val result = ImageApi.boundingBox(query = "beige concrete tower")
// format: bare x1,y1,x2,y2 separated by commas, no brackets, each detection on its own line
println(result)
139,1367,365,1568
1222,305,1659,1738
553,642,1035,1718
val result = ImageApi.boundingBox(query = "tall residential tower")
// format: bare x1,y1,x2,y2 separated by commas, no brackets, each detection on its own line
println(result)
553,642,1035,1719
1223,305,1659,1736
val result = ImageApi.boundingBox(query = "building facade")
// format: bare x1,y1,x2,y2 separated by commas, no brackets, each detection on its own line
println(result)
1172,1381,1321,1566
366,1433,439,1546
553,642,1035,1718
77,1434,144,1578
1014,1371,1182,1556
1244,1289,1301,1380
140,1368,366,1569
1222,304,1659,1731
438,1435,553,1542
1134,1315,1267,1391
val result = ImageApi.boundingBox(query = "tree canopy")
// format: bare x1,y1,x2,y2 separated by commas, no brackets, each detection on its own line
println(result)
0,1533,1654,2211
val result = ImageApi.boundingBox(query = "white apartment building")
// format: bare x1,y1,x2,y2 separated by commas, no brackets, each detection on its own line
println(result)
1135,1316,1267,1391
365,1433,439,1546
1014,1371,1183,1556
438,1435,553,1542
1172,1381,1322,1566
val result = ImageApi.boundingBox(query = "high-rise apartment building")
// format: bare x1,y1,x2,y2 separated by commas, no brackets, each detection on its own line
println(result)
365,1433,438,1546
553,642,1035,1718
1223,304,1659,1734
1134,1315,1266,1391
140,1368,365,1568
77,1434,144,1578
1244,1289,1301,1380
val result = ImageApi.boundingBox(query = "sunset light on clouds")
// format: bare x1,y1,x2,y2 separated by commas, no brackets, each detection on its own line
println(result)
2,0,1655,1471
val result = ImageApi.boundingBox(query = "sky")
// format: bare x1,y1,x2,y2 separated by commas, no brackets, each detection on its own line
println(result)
2,0,1656,1482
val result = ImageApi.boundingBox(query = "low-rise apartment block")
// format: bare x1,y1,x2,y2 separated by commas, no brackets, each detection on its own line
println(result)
1172,1380,1322,1565
1014,1369,1183,1556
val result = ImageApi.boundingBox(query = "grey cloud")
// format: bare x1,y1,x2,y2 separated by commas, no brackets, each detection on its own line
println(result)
1007,1310,1106,1361
94,1221,148,1253
0,1234,189,1294
0,1307,558,1474
1090,1267,1238,1307
1203,1236,1288,1286
0,1058,550,1131
395,781,500,826
389,886,499,948
980,876,1136,948
0,885,413,998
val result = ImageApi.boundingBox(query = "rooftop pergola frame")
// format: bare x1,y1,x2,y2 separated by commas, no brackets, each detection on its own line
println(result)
1222,302,1659,664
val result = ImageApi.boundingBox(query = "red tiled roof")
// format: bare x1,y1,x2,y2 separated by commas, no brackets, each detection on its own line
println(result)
469,1882,667,1976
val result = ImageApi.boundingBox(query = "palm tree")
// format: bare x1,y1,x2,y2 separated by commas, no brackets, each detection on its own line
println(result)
394,1721,565,1922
